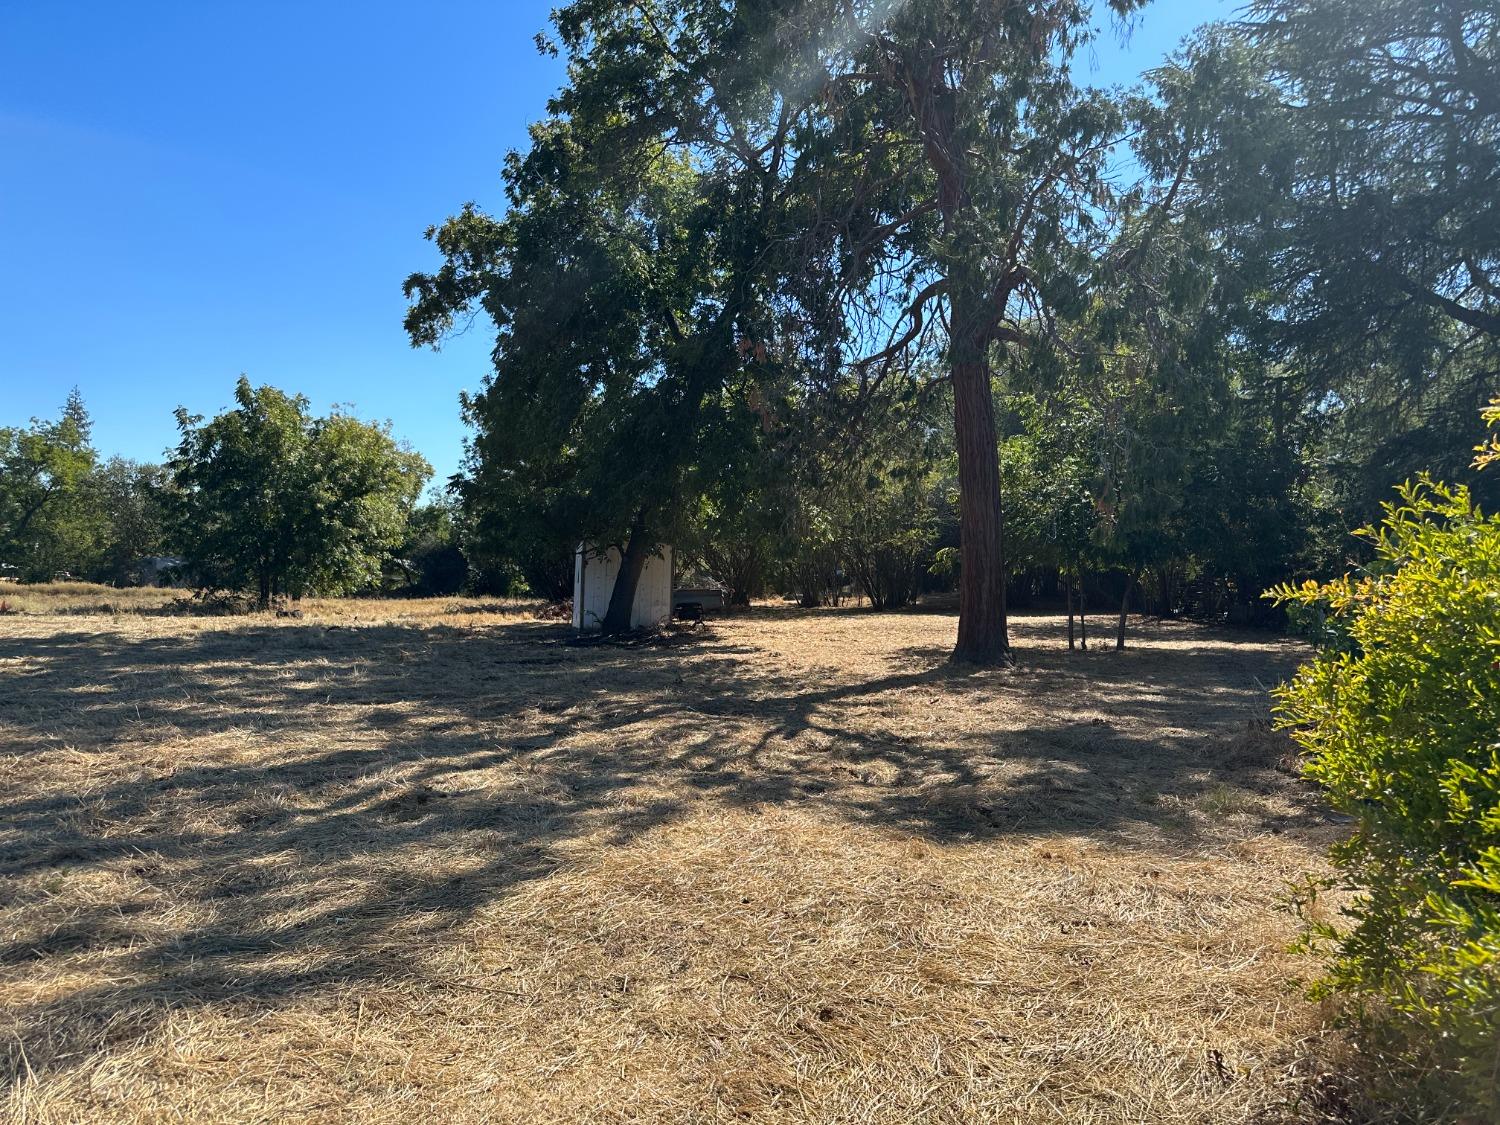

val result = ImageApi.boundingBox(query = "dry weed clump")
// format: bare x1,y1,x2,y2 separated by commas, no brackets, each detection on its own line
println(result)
0,601,1353,1123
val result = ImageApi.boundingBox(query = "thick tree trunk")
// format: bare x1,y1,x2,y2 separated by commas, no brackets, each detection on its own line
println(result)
949,302,1009,664
256,570,271,612
915,79,1009,665
600,508,653,636
1078,575,1088,650
1116,570,1137,650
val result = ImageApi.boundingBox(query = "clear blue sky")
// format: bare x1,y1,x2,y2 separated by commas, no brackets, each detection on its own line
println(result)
0,1,1224,488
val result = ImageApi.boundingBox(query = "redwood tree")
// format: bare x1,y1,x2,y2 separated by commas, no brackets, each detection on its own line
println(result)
794,0,1145,661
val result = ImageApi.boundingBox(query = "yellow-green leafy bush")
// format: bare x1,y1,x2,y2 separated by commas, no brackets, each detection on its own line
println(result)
1272,476,1500,1114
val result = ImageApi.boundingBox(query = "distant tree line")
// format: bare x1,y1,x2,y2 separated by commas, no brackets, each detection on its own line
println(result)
0,380,451,606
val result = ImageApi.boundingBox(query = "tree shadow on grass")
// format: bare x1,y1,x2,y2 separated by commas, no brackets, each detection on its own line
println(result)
0,607,1327,1081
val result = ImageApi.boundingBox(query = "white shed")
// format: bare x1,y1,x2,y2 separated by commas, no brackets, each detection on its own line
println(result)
572,544,673,631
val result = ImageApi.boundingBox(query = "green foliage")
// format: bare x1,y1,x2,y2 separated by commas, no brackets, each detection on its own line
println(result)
406,0,863,628
827,411,946,612
0,390,99,580
409,138,757,616
835,461,940,610
736,387,948,610
1233,0,1500,362
1476,397,1500,471
1270,473,1500,1114
86,458,173,585
686,418,782,607
0,393,184,586
772,459,847,608
396,496,469,596
1144,0,1500,548
169,378,429,607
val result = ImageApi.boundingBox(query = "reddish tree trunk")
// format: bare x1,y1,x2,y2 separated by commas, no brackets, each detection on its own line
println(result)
910,79,1010,664
948,304,1009,664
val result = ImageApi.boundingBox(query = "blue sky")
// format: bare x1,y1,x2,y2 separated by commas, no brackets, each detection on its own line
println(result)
0,0,1224,488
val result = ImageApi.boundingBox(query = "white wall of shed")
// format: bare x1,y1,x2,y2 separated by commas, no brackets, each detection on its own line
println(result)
573,544,673,631
571,548,586,630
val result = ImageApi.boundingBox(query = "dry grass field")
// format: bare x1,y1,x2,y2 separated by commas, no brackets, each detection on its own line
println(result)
0,581,547,623
0,586,1357,1123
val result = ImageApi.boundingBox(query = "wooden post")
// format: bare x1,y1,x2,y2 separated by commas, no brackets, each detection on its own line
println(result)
1066,570,1075,650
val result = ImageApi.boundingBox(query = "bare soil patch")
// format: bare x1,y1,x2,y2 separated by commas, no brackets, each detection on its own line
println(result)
0,597,1349,1123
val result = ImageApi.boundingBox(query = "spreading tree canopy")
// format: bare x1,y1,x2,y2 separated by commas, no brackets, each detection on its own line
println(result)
169,377,429,607
1140,0,1500,532
408,0,1152,657
405,0,879,633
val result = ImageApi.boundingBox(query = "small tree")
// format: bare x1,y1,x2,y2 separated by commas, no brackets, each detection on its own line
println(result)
837,484,936,610
170,378,429,608
0,389,99,580
834,450,943,613
691,490,778,608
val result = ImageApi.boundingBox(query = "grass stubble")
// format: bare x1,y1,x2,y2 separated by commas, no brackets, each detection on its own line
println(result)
0,586,1355,1123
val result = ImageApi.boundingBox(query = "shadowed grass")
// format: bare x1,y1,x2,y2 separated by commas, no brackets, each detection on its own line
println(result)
0,595,1357,1123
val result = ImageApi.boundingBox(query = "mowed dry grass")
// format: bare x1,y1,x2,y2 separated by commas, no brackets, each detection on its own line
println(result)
0,593,1352,1123
0,581,546,623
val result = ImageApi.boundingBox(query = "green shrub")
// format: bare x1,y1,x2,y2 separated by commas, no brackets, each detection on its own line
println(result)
1270,475,1500,1115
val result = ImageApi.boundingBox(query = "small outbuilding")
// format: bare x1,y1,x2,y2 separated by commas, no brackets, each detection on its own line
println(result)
572,544,673,631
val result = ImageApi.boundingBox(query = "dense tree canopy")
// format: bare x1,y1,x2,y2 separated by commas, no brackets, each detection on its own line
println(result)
1138,0,1499,537
0,391,98,581
169,378,430,608
412,0,1489,650
87,457,174,586
408,0,1161,653
405,0,871,632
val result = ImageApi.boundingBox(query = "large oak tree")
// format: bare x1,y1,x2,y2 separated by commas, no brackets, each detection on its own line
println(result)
405,1,888,634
